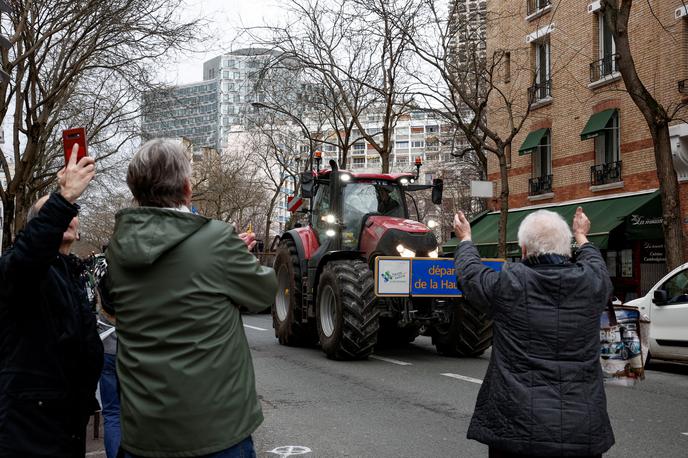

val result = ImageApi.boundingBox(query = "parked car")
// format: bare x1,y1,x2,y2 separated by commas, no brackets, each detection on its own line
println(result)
625,262,688,364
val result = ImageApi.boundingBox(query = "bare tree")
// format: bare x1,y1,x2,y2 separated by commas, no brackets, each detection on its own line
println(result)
0,0,205,250
600,0,688,269
246,0,419,172
402,0,546,257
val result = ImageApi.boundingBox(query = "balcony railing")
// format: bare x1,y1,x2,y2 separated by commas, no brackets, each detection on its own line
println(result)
590,161,622,186
590,54,619,82
529,174,553,196
528,79,552,103
527,0,551,16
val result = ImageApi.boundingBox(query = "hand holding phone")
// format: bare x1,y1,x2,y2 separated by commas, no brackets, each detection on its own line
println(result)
62,127,88,164
58,143,96,204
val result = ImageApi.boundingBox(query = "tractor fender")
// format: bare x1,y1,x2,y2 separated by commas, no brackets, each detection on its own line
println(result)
281,227,320,263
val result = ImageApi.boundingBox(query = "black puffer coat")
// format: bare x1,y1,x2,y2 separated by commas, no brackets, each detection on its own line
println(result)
455,241,614,457
0,193,103,457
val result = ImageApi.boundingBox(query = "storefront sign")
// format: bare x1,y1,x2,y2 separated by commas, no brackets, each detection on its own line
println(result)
640,241,666,263
375,257,504,297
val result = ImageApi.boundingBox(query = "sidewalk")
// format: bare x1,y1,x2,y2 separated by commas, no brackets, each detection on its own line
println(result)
85,414,106,457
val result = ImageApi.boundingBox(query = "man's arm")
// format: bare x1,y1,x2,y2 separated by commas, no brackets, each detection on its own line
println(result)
453,211,501,315
224,228,277,313
0,193,78,293
572,206,613,306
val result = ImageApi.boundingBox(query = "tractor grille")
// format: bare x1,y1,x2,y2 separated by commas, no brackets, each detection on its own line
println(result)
376,229,437,257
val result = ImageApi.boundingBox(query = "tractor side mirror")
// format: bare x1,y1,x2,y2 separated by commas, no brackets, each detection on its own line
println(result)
431,179,444,205
653,289,668,305
301,172,315,198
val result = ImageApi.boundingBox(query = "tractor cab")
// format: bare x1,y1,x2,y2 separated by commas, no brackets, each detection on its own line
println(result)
303,159,443,262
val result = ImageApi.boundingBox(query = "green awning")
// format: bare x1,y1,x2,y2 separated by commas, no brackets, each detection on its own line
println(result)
580,109,616,140
518,128,549,155
441,190,660,258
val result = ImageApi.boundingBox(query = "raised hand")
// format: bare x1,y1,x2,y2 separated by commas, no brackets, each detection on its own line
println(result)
58,144,95,203
572,206,590,246
453,211,472,242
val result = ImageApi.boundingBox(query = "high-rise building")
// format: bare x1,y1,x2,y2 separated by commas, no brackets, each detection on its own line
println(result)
449,0,487,67
141,48,276,150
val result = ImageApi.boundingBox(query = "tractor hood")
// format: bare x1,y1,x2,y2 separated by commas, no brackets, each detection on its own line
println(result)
360,215,437,259
365,215,432,234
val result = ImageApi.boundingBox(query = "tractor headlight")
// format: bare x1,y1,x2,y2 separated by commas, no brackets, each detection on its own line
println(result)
399,178,409,186
428,248,439,258
322,214,336,224
396,244,416,258
427,219,438,229
326,229,336,237
340,173,351,182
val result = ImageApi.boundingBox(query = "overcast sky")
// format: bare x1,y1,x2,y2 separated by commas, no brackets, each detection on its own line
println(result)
167,0,284,84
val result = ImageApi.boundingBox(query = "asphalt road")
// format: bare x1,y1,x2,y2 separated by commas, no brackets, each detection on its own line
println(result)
243,313,688,458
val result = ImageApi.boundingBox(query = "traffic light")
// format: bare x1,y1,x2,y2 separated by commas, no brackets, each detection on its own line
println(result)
0,0,12,84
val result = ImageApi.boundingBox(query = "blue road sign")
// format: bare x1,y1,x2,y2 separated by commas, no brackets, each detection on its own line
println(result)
374,257,505,297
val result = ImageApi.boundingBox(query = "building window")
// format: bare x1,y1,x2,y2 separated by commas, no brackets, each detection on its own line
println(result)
352,157,366,168
426,125,439,134
529,130,552,195
396,141,409,149
590,11,618,82
591,111,622,185
530,38,551,103
527,0,551,17
411,140,425,148
504,51,511,83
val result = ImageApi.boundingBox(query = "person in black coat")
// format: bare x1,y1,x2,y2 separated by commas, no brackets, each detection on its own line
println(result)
453,207,614,458
0,147,103,457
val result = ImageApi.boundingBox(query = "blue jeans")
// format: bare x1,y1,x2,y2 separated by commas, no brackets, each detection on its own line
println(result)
99,353,121,458
123,436,256,458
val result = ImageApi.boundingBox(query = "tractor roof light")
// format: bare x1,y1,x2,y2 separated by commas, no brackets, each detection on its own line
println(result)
415,156,423,166
427,219,438,229
340,173,351,182
399,178,409,186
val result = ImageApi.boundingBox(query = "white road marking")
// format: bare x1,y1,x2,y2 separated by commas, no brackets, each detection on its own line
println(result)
268,445,312,457
243,324,269,331
370,355,413,366
682,432,688,437
441,373,483,385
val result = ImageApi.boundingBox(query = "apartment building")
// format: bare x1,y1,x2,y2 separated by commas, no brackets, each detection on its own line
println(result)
469,0,688,300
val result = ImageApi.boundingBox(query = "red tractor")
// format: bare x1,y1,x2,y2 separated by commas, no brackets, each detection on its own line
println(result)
272,159,492,360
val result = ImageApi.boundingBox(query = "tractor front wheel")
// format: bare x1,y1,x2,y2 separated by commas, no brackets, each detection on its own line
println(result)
316,260,379,360
431,298,492,357
272,239,316,346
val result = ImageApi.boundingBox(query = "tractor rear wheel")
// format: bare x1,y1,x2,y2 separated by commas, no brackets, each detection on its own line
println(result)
272,239,316,346
316,260,379,360
431,299,492,357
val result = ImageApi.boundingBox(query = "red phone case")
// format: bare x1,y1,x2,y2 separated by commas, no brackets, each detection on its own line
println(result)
62,127,88,163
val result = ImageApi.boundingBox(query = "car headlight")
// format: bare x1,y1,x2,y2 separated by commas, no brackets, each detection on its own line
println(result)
396,244,416,258
428,249,439,258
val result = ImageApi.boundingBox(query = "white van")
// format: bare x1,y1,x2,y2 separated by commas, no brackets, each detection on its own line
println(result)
625,262,688,363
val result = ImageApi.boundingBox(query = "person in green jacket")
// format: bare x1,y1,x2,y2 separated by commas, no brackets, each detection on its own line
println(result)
104,139,277,458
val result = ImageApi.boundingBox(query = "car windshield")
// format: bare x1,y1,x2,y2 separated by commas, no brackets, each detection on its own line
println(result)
341,182,405,248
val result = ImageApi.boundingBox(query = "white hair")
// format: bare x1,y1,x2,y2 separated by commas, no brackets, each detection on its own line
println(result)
517,210,572,257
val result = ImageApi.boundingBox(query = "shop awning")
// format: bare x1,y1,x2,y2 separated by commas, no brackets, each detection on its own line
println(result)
580,109,616,140
518,128,549,155
442,190,660,258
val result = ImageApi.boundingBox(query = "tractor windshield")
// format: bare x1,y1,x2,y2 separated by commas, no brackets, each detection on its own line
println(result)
341,182,405,248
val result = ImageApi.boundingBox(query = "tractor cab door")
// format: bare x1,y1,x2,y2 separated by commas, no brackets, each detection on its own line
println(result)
311,184,331,243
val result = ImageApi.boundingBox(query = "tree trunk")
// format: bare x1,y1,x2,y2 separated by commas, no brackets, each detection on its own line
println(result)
380,151,390,173
497,150,509,259
2,196,14,252
652,124,684,270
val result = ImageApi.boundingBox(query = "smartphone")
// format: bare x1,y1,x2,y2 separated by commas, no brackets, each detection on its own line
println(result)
62,127,88,164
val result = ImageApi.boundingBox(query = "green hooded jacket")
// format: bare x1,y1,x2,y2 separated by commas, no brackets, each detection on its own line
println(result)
105,208,276,457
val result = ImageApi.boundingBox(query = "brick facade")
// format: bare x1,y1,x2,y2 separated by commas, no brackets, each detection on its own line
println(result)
484,0,688,263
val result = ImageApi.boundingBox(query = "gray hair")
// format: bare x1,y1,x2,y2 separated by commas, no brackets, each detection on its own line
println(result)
127,139,192,208
26,195,50,223
517,210,572,257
